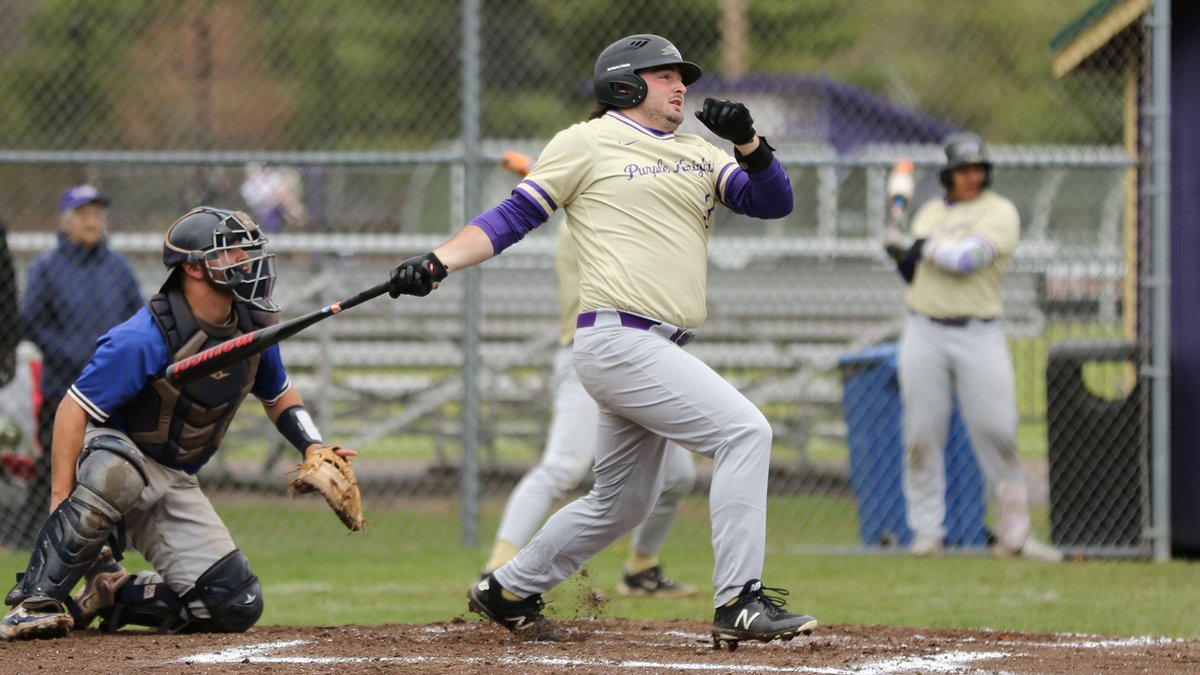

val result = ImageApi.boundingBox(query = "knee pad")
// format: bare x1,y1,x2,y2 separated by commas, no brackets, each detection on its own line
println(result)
188,550,263,632
75,435,149,516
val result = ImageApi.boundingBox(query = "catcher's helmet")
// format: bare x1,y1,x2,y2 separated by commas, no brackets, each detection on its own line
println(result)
593,34,702,109
939,132,993,189
162,207,278,312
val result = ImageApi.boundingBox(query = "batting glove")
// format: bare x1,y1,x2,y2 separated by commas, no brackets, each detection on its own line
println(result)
389,252,448,298
694,98,757,145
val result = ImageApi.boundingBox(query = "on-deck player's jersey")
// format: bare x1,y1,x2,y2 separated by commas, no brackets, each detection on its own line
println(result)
67,306,291,434
516,111,740,329
554,223,581,347
906,191,1020,319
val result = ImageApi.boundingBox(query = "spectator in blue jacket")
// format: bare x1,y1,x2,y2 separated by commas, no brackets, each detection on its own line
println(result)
10,185,142,548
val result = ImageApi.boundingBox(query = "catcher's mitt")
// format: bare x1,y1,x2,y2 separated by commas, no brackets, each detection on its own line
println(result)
288,445,365,532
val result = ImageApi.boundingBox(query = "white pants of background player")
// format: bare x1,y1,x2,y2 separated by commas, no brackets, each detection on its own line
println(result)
493,309,773,607
898,313,1030,552
494,345,696,559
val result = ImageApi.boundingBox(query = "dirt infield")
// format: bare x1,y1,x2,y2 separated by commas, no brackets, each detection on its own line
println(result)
2,619,1197,674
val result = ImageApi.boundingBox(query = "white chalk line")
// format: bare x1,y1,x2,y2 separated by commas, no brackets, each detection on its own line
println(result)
175,632,1185,673
176,638,1017,673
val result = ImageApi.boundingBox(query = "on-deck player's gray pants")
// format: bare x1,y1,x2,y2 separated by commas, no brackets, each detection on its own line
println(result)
493,309,772,607
494,345,696,557
898,314,1030,548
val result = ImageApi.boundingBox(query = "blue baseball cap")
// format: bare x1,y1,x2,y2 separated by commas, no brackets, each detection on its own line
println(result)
58,184,110,214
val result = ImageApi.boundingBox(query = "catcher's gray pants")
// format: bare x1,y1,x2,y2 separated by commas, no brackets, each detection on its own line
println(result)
495,346,696,557
85,426,238,599
494,309,771,607
898,314,1030,549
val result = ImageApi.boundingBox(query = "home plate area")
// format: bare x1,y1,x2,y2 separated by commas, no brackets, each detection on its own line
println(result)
2,621,1196,673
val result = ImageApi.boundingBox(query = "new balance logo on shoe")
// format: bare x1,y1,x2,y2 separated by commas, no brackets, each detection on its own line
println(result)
734,609,761,630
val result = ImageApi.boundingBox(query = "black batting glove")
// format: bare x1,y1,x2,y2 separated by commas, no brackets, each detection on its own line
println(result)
694,98,757,145
389,252,448,298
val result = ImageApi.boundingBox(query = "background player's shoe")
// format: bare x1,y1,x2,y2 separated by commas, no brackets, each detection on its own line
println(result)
0,597,74,641
910,534,944,557
467,574,562,642
993,537,1063,563
72,546,130,629
617,565,696,597
712,580,816,650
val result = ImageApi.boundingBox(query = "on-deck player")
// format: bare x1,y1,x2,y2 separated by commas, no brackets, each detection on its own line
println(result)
388,33,817,647
888,133,1061,562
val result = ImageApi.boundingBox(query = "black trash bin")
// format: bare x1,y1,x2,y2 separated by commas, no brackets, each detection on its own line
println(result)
1046,341,1148,554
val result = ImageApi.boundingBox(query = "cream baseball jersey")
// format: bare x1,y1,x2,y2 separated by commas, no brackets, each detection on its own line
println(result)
516,111,739,328
906,191,1020,319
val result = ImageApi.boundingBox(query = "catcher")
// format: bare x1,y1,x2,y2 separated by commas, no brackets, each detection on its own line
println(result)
1,207,362,641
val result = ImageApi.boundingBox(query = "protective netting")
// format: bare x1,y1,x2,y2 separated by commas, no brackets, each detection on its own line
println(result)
0,1,1155,563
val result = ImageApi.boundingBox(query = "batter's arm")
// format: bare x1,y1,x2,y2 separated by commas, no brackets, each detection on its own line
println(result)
434,224,496,272
49,396,89,512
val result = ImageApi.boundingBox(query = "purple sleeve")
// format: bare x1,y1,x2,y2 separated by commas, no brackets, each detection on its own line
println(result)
471,189,551,254
718,157,794,219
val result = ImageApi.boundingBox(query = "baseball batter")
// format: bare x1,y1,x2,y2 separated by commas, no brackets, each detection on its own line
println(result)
483,223,697,597
1,208,352,641
389,34,817,647
890,133,1061,562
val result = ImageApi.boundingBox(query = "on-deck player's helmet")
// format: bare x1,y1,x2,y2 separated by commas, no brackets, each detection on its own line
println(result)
939,132,993,189
162,207,278,312
593,34,702,109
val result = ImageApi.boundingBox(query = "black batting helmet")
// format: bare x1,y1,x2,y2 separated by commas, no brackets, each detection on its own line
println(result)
162,207,278,312
593,34,702,109
939,132,993,189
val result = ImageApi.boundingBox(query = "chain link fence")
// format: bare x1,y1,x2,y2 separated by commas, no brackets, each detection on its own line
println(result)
0,0,1159,562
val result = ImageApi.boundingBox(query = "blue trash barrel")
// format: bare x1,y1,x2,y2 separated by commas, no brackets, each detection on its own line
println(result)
839,343,988,549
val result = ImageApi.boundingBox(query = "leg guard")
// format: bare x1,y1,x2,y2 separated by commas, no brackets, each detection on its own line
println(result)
99,571,186,634
182,550,263,633
16,439,146,604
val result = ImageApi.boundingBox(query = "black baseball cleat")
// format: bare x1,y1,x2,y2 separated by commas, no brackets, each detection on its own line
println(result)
0,597,74,641
617,565,697,598
467,574,563,642
711,580,817,651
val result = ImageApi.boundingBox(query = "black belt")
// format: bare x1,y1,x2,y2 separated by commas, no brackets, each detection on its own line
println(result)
915,312,996,328
577,310,696,347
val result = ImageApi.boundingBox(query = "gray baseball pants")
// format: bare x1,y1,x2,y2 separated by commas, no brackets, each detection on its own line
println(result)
495,345,696,556
898,314,1030,549
494,309,771,607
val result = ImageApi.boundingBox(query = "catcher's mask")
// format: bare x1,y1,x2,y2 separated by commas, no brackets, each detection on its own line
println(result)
593,34,702,109
939,132,993,190
162,207,279,312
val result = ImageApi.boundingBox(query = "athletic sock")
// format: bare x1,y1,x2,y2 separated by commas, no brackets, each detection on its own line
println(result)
483,540,518,575
625,551,659,575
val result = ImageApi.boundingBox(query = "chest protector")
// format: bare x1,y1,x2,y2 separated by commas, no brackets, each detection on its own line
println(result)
119,288,277,470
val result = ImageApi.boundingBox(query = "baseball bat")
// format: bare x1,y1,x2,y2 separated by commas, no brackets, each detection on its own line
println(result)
501,150,534,177
163,280,391,385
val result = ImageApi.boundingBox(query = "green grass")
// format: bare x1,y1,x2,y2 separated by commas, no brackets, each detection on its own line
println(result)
4,496,1197,639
